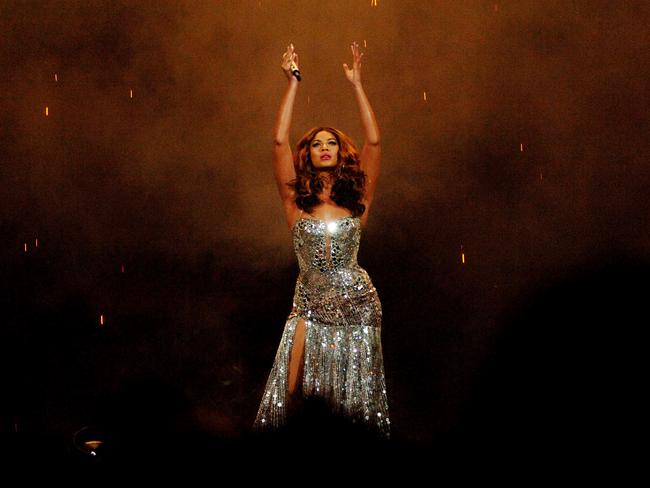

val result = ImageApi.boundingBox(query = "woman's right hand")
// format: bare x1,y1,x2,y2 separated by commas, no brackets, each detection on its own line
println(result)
281,43,299,82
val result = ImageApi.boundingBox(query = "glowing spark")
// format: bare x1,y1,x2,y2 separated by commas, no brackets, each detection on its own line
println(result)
35,238,39,247
99,314,104,326
371,0,378,6
45,106,49,116
129,88,133,98
364,40,367,48
460,245,466,264
121,264,125,273
520,143,524,152
54,73,58,82
23,243,27,252
423,91,427,101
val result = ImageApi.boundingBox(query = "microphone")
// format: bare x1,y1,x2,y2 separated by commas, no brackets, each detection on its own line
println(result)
289,61,301,81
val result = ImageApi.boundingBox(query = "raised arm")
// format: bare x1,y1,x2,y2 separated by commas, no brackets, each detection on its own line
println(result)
343,42,381,217
273,44,300,218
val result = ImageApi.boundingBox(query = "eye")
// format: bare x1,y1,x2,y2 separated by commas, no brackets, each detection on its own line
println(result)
328,141,337,146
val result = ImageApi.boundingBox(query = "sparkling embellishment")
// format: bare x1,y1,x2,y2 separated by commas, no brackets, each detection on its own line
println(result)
253,215,390,439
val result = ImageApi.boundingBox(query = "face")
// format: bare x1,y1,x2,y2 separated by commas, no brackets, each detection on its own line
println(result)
309,130,339,169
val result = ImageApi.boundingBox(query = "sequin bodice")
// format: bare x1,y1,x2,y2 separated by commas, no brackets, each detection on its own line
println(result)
292,216,360,272
290,216,381,328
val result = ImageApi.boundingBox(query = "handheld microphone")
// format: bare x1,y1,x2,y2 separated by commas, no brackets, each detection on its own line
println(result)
289,61,301,81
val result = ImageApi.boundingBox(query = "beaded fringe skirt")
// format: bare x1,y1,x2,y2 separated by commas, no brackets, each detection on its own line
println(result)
253,311,391,439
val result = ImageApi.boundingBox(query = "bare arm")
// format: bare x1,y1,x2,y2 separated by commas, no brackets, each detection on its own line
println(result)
350,83,380,145
273,44,300,210
343,42,381,219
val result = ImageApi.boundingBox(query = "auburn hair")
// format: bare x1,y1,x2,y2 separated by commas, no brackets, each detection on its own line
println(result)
286,127,366,217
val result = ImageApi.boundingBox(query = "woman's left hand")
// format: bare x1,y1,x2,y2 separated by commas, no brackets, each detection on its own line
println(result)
343,41,364,87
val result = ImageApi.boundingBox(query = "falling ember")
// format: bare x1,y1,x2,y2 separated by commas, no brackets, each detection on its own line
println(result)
520,143,524,152
35,238,39,248
99,314,105,326
460,245,466,264
371,0,378,6
121,264,125,273
129,88,133,98
54,73,58,82
423,91,427,101
364,40,367,48
24,243,27,252
45,106,49,116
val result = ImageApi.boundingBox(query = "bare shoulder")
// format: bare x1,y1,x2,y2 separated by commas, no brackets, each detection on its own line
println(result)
359,198,373,229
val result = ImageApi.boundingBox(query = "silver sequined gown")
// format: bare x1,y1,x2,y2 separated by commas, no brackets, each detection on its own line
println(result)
253,212,390,438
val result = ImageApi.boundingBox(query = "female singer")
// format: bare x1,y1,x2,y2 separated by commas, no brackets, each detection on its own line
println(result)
253,42,390,438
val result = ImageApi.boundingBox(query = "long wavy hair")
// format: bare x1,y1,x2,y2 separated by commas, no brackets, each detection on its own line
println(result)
287,126,367,217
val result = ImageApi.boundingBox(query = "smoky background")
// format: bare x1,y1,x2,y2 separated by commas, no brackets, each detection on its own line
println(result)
0,0,647,450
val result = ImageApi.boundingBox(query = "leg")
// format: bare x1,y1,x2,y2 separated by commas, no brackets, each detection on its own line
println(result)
287,317,306,410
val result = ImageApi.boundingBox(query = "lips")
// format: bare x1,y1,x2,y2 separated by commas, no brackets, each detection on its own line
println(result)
321,154,331,160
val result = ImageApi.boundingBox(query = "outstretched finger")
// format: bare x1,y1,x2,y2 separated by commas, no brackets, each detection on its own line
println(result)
354,51,363,65
353,43,362,59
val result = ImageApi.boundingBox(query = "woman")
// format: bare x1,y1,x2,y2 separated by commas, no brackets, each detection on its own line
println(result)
253,42,390,439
